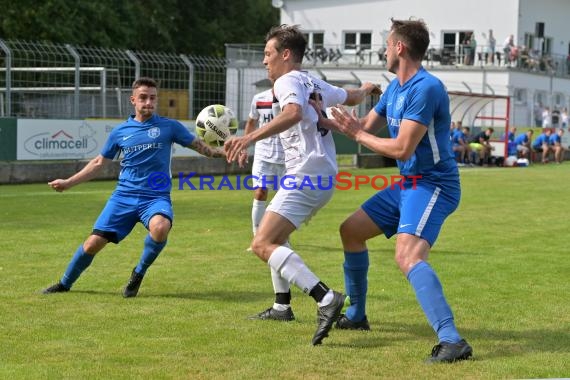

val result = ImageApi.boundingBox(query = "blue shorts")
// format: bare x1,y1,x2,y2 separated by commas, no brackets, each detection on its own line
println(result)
92,191,173,244
361,180,460,247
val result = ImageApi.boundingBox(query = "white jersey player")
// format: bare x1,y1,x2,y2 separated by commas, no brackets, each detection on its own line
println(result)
244,89,285,239
225,24,380,345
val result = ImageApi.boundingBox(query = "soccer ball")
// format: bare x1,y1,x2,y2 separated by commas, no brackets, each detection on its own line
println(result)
195,104,238,147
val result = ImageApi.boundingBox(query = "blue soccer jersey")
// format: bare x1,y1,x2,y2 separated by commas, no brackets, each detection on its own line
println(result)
514,133,528,145
549,133,561,145
452,129,466,146
532,133,549,149
374,67,459,185
501,131,515,142
101,114,195,194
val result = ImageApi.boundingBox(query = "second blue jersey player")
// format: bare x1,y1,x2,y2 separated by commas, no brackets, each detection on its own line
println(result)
43,77,224,297
326,19,472,363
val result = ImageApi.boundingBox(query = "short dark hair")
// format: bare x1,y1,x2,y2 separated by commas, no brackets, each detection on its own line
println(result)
132,77,158,91
390,18,430,61
265,24,307,63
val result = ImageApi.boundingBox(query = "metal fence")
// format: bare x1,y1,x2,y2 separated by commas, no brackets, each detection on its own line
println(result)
0,39,228,120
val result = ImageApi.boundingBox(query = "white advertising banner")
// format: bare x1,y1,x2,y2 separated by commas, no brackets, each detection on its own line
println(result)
17,119,199,160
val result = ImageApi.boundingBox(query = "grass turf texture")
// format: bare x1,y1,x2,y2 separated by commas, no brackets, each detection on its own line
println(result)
1,165,569,379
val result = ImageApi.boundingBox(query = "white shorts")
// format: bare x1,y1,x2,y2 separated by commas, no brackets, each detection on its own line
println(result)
267,181,334,229
251,158,286,189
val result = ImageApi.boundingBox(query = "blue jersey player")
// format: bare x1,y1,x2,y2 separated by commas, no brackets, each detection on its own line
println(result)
328,19,472,363
43,77,224,297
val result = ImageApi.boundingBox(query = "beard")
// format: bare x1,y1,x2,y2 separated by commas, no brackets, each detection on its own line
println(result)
387,57,399,74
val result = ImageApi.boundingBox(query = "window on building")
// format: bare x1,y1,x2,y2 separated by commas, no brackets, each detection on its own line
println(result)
542,37,552,55
524,33,534,50
343,32,372,51
514,88,527,105
442,31,474,51
303,32,325,49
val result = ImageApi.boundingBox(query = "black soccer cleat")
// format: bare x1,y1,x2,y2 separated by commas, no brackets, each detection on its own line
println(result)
248,307,295,321
312,291,346,346
42,282,70,294
426,339,473,363
123,268,144,298
335,314,371,331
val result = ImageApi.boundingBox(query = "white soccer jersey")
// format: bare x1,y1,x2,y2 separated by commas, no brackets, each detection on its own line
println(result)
249,89,285,164
273,70,348,178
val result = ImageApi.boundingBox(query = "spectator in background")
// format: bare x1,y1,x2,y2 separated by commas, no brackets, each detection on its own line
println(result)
463,33,475,65
503,34,515,65
452,126,472,165
532,129,553,163
486,29,496,64
449,121,457,141
469,127,494,166
551,108,561,129
502,127,516,142
469,33,477,65
549,129,566,164
502,127,517,157
561,107,568,130
514,130,533,159
461,126,473,164
534,102,543,128
542,106,551,129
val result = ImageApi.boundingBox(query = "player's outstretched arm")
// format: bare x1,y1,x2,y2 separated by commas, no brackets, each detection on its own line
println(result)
243,117,257,136
344,82,382,106
48,154,110,192
188,138,225,159
225,104,302,164
331,107,425,161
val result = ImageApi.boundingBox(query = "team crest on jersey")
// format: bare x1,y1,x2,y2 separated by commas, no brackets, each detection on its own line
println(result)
148,127,160,139
396,95,405,110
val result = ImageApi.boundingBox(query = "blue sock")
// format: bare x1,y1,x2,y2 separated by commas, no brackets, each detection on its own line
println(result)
343,250,369,322
407,261,461,343
61,245,95,289
135,235,167,276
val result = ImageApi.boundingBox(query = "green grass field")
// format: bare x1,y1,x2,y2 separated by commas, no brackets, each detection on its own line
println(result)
1,165,569,379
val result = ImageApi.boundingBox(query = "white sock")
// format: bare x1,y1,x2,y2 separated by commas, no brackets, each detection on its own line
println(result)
252,199,266,235
270,266,290,294
318,290,334,307
268,246,319,295
272,303,290,311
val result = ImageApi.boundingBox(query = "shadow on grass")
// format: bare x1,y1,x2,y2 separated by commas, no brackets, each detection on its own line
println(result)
139,290,274,303
330,320,570,358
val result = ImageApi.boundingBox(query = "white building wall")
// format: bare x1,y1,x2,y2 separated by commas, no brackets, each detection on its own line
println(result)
279,0,570,55
279,0,521,49
519,0,570,56
273,0,570,128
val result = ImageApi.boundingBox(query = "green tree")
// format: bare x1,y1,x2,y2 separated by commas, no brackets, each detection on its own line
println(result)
0,0,279,55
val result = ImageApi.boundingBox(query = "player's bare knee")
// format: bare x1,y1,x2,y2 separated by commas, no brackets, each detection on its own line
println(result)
149,217,171,241
251,238,271,261
340,220,359,245
83,235,107,255
394,251,416,275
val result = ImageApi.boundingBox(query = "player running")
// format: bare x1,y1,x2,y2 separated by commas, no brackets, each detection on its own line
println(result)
43,77,224,297
225,24,380,345
325,19,473,362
